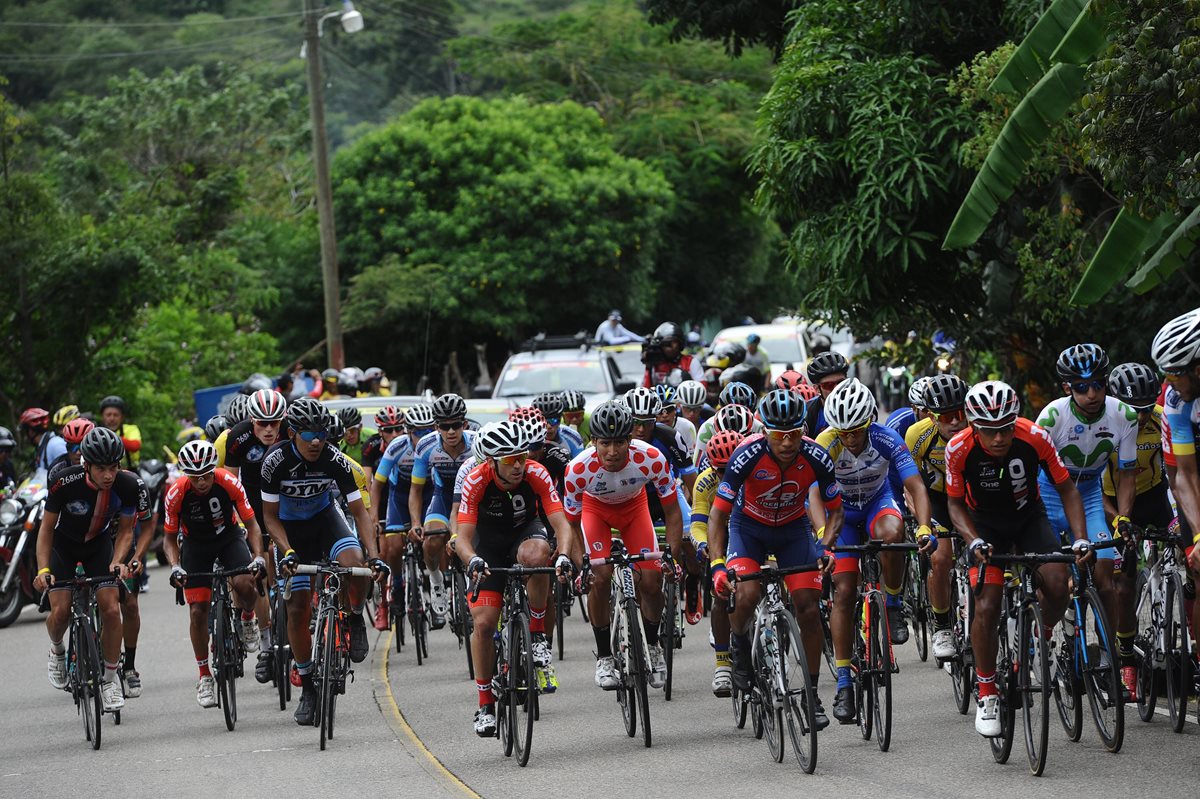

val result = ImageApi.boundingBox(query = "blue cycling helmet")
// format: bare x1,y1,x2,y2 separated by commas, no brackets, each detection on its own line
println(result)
757,389,806,430
1055,343,1110,381
653,384,675,405
720,381,757,409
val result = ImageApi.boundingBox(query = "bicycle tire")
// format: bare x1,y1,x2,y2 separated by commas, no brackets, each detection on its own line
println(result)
1164,573,1191,733
627,600,652,748
951,570,974,715
1019,602,1050,776
756,623,783,762
1132,569,1159,722
989,606,1015,764
213,599,237,731
856,597,874,742
780,611,818,773
613,599,636,739
513,614,536,767
555,579,567,662
75,615,102,749
819,588,837,681
909,554,929,663
1052,611,1084,741
1080,585,1124,752
869,592,893,752
273,594,291,710
731,683,749,729
661,578,676,702
318,611,336,750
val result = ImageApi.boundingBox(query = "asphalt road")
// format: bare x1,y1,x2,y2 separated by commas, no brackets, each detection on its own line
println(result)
2,565,1196,797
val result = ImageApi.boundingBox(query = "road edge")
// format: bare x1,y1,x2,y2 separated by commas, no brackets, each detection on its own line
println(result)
371,629,481,798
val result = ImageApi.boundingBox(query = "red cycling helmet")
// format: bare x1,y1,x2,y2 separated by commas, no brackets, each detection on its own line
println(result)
509,406,548,435
375,405,405,429
19,407,50,429
62,418,96,445
795,382,819,401
774,370,806,392
706,430,745,468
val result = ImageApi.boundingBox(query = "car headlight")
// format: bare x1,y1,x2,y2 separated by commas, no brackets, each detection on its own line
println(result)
0,498,22,526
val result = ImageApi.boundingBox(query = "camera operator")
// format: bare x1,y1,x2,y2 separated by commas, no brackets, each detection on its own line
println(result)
642,322,705,388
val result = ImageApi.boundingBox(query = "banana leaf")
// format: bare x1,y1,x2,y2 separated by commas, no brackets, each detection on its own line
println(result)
1127,205,1200,293
943,63,1087,251
1069,209,1176,304
991,0,1088,95
1050,1,1110,64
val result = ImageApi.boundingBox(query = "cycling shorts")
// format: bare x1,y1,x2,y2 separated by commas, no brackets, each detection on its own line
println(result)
283,504,362,591
48,537,117,593
423,492,451,530
727,511,821,592
834,489,903,575
579,491,659,572
181,533,253,604
470,519,550,599
1039,473,1117,561
384,480,412,534
968,505,1060,588
1129,478,1174,532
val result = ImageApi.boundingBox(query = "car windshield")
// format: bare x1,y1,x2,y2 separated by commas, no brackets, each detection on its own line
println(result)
496,361,608,396
714,332,803,362
608,348,644,379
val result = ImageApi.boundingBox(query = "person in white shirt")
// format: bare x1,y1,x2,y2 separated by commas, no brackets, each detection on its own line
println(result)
594,309,644,345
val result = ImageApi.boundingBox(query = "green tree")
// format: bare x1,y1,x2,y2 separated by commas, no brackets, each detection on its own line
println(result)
642,0,800,56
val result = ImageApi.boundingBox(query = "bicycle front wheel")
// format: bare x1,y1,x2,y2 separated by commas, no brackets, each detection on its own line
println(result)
213,601,237,731
513,615,536,767
1080,586,1124,752
77,617,103,750
554,579,567,662
868,592,893,752
1132,569,1158,722
989,611,1015,765
756,626,783,763
1019,602,1050,776
612,600,636,739
1051,614,1084,741
661,578,677,702
780,612,817,773
317,612,338,750
627,601,652,748
272,593,291,710
855,598,874,742
1164,573,1191,733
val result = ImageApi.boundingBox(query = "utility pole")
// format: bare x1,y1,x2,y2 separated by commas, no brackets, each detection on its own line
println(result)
303,0,344,370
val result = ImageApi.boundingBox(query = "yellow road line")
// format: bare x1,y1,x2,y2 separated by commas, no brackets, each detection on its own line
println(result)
374,630,481,798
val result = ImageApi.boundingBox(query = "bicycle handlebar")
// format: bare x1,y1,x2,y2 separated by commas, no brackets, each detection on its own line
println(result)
829,542,920,553
729,562,821,582
173,566,266,606
293,563,376,578
1127,524,1186,546
468,565,558,602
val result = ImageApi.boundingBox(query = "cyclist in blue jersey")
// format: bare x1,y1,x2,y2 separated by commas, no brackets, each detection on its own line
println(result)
260,398,387,726
533,393,584,457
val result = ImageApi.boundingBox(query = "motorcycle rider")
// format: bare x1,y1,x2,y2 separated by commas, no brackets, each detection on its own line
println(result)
19,408,66,475
99,396,143,469
642,322,705,388
0,426,15,488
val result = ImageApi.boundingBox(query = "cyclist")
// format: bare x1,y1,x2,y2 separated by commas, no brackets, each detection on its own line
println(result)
204,415,230,443
642,322,705,388
814,378,932,723
162,440,266,708
33,427,137,712
1035,344,1138,696
885,376,932,440
533,393,584,458
261,398,387,726
560,390,589,440
674,379,714,430
336,407,364,456
373,404,434,621
655,384,697,456
53,405,80,430
944,380,1088,737
707,389,842,730
48,418,95,482
904,374,969,659
1103,363,1171,531
360,406,403,481
559,401,683,691
695,404,760,470
19,407,66,475
213,395,251,464
693,383,761,460
511,406,571,494
98,396,142,469
408,394,476,628
805,351,851,436
689,429,744,695
455,421,575,736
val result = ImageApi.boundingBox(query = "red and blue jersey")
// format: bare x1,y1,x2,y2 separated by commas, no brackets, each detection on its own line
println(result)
712,436,841,526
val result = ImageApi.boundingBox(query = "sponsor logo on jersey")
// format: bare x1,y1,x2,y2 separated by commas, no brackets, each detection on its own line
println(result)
65,500,91,515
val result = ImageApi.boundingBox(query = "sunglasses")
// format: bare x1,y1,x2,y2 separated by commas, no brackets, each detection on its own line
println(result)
253,419,281,428
819,378,845,392
766,427,805,441
495,453,528,466
932,408,966,423
438,421,465,432
67,443,81,454
562,411,584,421
632,417,656,425
297,430,327,442
833,422,871,436
544,416,561,426
379,425,404,434
412,426,434,437
975,422,1016,435
1069,379,1106,394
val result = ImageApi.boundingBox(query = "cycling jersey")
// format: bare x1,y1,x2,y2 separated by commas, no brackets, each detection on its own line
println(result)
1103,405,1165,497
451,457,479,505
457,460,564,531
672,416,698,456
713,436,841,526
213,427,231,465
905,417,948,495
944,418,1069,516
549,424,584,458
360,433,385,472
45,466,144,545
163,469,254,539
411,430,476,504
884,407,918,439
222,420,272,514
260,441,362,521
815,423,917,508
561,439,676,519
535,441,571,495
1035,396,1138,478
340,453,372,512
689,466,721,545
1162,385,1200,463
376,434,419,486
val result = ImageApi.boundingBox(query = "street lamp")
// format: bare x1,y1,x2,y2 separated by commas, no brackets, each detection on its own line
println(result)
302,0,363,371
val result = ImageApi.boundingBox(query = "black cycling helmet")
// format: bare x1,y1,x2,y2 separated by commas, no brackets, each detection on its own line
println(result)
0,426,15,450
337,407,363,429
1055,343,1110,381
758,388,806,430
589,400,634,439
1108,362,1159,409
806,352,849,383
923,374,969,413
531,392,565,419
560,390,586,413
653,321,684,344
99,395,127,414
719,381,757,409
225,394,252,425
240,372,273,395
287,397,329,433
327,413,345,444
80,426,125,465
431,393,467,422
204,415,230,441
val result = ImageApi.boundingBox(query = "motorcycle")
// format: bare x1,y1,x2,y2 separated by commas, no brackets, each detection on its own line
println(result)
136,458,175,567
0,471,49,628
884,364,913,412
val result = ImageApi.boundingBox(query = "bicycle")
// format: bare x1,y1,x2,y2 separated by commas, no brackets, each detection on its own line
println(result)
902,520,932,663
731,562,822,773
829,540,919,752
289,561,376,750
268,578,293,710
173,565,264,731
448,552,475,678
552,575,572,661
469,564,557,766
1130,523,1195,732
657,545,683,701
403,541,429,665
938,532,977,715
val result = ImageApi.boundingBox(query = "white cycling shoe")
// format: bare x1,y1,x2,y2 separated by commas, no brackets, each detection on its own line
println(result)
931,629,955,659
595,656,619,690
196,675,217,708
975,694,1001,737
101,679,126,712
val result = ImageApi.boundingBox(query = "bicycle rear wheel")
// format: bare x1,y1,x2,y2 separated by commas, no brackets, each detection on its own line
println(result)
661,578,676,701
409,562,428,666
868,592,893,752
512,615,536,767
989,613,1015,764
819,587,837,681
1080,586,1124,752
1051,615,1084,741
951,571,974,715
1019,602,1049,776
317,612,337,750
908,555,929,663
856,599,874,742
755,627,783,763
627,602,652,748
1132,569,1159,722
1164,573,1191,733
780,612,817,773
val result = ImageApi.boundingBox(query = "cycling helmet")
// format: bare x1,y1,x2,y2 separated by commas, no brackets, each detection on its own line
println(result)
796,382,820,402
824,378,877,431
560,390,586,413
478,419,529,458
177,440,219,476
431,393,467,422
375,405,405,429
923,374,969,413
225,394,252,425
240,373,272,395
1151,308,1200,372
757,388,806,430
714,404,755,435
806,351,849,383
99,395,127,414
204,415,230,441
675,380,707,408
336,372,358,396
80,426,125,465
248,388,287,423
62,418,95,445
19,407,49,429
654,384,675,405
53,405,80,427
589,400,634,439
1055,343,1110,380
624,387,662,419
719,381,756,409
0,426,15,450
405,404,436,429
774,370,806,393
531,393,565,419
337,407,363,429
510,406,548,445
286,397,329,433
964,381,1021,427
1108,362,1159,409
327,413,345,444
907,376,933,409
364,367,384,382
706,430,745,469
653,321,684,344
470,429,488,464
321,368,339,382
175,425,204,445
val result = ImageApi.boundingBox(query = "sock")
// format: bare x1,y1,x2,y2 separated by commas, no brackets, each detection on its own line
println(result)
529,605,546,634
477,679,494,706
197,658,211,678
836,660,852,690
104,661,120,684
123,647,136,672
241,610,255,622
884,586,902,608
732,632,750,657
260,627,271,650
810,673,820,690
977,669,997,698
643,615,659,647
352,603,364,616
1117,631,1135,659
49,639,65,656
296,659,314,676
593,625,612,658
932,606,951,628
715,646,731,669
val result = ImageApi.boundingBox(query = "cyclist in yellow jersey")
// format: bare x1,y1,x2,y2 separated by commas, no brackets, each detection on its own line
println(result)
690,429,744,697
1103,363,1172,530
903,374,969,661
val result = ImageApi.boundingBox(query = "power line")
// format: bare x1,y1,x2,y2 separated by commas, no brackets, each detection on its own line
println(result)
0,12,308,29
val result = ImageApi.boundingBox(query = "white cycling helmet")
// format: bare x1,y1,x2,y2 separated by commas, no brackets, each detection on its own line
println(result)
907,376,933,409
824,377,877,431
623,386,662,419
471,425,491,464
248,388,286,422
178,439,219,476
1151,308,1200,372
478,420,529,459
964,381,1021,427
405,404,436,429
675,380,707,409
